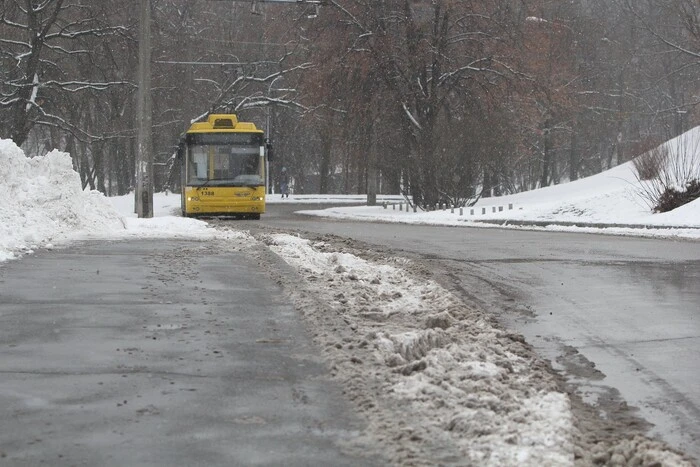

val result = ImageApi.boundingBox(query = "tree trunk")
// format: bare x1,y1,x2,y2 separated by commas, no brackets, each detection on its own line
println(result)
318,127,332,194
569,129,579,181
540,119,552,187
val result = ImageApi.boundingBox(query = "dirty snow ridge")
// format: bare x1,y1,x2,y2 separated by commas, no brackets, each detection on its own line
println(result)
266,233,575,466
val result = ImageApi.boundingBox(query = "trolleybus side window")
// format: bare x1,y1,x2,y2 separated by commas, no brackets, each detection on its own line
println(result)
191,147,208,181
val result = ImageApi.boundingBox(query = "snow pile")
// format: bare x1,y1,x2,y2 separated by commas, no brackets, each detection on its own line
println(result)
0,139,125,262
264,233,575,466
0,139,243,263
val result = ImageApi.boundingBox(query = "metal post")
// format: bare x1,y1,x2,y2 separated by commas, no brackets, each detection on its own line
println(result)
135,0,153,218
367,151,377,206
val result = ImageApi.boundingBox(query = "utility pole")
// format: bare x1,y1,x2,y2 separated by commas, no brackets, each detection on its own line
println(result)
135,0,153,218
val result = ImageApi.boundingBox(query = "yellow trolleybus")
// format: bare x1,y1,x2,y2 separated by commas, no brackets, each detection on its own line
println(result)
179,114,270,219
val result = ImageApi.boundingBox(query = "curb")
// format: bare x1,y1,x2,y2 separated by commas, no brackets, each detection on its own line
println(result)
471,219,700,230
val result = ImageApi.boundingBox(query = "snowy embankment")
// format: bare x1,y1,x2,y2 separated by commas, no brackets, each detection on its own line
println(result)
298,127,700,239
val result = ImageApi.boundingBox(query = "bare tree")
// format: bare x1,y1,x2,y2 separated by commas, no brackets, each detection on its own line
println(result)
0,0,131,147
325,0,524,209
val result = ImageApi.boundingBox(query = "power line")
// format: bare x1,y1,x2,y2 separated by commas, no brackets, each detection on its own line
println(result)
155,60,275,66
159,34,296,47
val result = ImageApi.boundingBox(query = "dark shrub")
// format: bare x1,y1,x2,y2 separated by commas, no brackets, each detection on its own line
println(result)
654,179,700,213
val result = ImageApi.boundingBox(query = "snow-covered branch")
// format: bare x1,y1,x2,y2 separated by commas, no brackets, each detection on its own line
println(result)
402,102,423,131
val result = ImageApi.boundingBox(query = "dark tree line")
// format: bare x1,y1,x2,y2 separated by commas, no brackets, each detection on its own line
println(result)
1,0,698,206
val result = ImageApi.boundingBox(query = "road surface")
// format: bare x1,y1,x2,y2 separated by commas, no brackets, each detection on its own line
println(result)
236,202,700,462
2,202,698,464
0,239,376,466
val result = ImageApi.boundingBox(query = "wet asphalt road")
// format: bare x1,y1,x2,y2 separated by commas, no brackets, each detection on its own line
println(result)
0,239,374,466
243,202,700,462
1,202,698,464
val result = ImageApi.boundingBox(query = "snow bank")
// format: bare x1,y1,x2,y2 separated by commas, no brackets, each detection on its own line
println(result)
0,139,244,263
0,139,125,262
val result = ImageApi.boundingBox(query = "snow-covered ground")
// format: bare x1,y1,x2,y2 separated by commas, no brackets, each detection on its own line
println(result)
296,127,700,239
1,129,698,465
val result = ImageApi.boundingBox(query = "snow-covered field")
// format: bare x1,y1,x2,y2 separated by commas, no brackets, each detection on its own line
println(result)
1,129,698,465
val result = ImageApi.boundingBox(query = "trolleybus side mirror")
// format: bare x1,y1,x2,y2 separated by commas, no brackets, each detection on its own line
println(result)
266,141,274,161
176,141,185,160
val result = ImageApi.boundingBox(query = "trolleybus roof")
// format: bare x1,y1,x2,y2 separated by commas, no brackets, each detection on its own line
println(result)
187,114,262,134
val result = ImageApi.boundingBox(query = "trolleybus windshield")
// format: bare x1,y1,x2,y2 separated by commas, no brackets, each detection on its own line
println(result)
186,135,264,187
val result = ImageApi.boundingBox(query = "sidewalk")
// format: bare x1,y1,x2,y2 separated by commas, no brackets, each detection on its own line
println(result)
0,239,375,466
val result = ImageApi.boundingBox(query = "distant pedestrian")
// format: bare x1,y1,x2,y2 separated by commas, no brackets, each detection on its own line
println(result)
279,167,289,198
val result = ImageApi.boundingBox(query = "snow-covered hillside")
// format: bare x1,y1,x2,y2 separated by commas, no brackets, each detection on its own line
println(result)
300,127,700,236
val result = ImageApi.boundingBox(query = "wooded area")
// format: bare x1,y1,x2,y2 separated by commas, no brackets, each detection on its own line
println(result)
1,0,698,208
